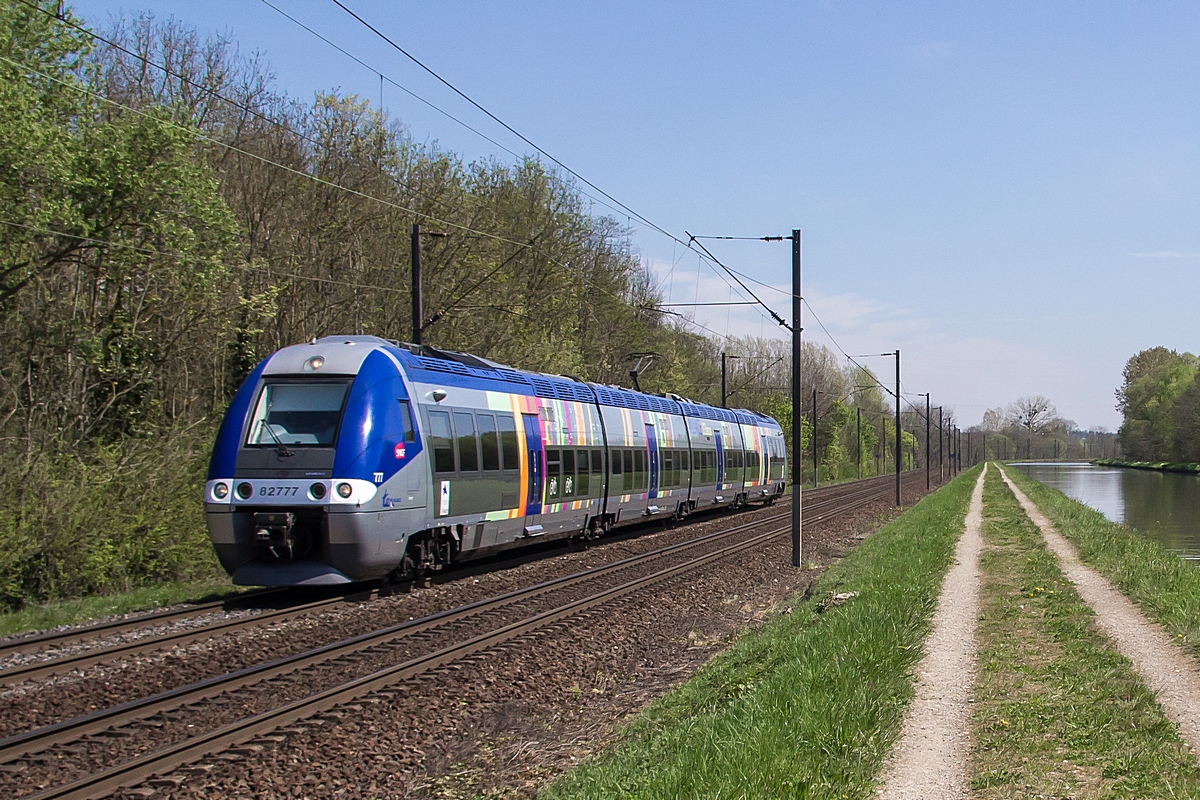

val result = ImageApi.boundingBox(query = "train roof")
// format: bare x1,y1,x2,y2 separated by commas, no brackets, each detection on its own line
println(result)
291,337,779,428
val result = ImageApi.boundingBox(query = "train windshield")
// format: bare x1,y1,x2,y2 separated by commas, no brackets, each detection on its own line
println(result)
245,381,351,447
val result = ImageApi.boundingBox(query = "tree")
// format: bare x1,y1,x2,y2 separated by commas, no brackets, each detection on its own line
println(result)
1005,396,1062,434
981,407,1004,432
1115,347,1198,460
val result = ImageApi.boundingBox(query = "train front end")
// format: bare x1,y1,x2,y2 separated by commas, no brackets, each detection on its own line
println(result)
204,336,427,586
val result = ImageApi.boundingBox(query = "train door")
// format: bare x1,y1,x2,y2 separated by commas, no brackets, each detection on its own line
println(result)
645,423,660,498
715,435,725,487
522,413,545,534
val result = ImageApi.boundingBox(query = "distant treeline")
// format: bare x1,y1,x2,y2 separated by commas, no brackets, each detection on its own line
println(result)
1116,347,1200,462
0,6,901,605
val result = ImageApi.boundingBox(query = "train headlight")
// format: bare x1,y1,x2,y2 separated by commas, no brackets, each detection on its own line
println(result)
304,356,325,372
310,482,327,500
336,482,353,499
236,482,253,500
212,482,229,500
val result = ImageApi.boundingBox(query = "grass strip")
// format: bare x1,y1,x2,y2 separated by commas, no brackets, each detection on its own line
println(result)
541,466,983,800
1005,466,1200,650
0,577,243,638
1092,458,1200,474
972,467,1200,797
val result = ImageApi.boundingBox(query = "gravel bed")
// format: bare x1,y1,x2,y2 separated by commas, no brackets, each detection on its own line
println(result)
113,481,935,800
0,508,794,796
0,502,789,739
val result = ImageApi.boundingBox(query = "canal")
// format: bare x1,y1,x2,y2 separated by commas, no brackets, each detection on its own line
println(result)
1012,462,1200,560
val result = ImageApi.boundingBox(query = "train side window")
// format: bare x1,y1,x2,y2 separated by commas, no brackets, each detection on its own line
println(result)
661,450,673,488
477,414,500,471
563,449,575,496
497,414,518,470
622,449,634,492
634,449,645,490
453,412,479,472
397,400,415,442
546,448,561,500
428,410,455,473
591,449,603,476
576,449,590,496
611,449,623,475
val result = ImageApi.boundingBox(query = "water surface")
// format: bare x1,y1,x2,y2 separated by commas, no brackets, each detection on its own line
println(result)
1012,462,1200,560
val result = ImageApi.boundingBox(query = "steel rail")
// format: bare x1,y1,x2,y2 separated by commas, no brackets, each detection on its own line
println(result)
15,472,930,800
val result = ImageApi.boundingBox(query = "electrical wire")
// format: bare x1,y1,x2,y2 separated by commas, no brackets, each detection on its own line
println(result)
319,0,792,332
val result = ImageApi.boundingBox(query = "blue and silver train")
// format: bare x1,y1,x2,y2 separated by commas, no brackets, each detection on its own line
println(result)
205,336,788,586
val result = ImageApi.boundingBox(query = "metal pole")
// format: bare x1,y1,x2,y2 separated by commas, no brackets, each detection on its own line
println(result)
967,430,971,467
410,222,423,346
894,349,901,505
791,230,802,568
856,407,862,480
925,394,931,490
812,387,818,488
721,352,727,408
937,407,943,482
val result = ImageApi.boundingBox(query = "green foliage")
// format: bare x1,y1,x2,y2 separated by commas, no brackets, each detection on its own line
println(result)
0,425,221,607
1116,346,1200,461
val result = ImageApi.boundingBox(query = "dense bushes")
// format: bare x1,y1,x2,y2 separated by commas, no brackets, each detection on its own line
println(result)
0,426,219,607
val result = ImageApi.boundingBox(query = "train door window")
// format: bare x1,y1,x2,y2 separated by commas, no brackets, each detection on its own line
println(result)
497,414,519,471
428,410,455,473
661,450,673,488
674,450,683,487
397,400,415,442
576,450,590,496
562,449,575,497
622,450,634,492
477,414,500,471
546,449,561,500
634,449,646,490
453,412,479,472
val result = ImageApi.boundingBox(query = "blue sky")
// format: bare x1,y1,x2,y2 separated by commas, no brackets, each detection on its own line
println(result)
70,1,1200,429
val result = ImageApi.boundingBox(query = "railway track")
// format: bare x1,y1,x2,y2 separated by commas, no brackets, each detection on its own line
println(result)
4,471,931,800
0,473,897,687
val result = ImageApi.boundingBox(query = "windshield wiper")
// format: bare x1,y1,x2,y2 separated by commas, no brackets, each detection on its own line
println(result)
257,419,294,458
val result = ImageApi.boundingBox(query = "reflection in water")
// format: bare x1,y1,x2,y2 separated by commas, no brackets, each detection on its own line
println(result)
1013,462,1200,560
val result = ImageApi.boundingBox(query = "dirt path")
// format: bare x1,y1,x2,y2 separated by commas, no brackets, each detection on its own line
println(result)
876,465,986,800
998,466,1200,754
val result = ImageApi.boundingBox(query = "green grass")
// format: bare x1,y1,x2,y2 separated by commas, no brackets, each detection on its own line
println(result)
1092,458,1200,474
0,576,245,637
1005,466,1200,651
541,466,984,800
971,467,1200,798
